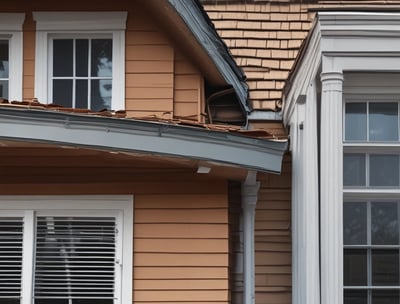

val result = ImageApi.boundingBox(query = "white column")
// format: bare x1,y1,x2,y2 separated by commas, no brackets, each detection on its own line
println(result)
303,80,321,304
320,70,344,304
241,171,260,304
292,79,320,304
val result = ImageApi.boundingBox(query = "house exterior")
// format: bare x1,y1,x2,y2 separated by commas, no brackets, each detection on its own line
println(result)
203,1,400,304
0,1,290,304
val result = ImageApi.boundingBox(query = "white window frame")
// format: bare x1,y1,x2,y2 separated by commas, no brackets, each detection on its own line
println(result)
33,12,127,110
343,91,400,302
0,195,133,304
0,13,24,101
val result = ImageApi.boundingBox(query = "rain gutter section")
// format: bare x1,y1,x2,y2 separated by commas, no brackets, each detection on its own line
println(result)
167,0,250,114
0,108,287,174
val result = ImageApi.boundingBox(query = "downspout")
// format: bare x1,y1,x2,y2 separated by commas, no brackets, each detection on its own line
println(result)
241,170,260,304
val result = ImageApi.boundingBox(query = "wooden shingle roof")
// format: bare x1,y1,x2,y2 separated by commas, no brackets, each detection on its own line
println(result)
203,0,400,111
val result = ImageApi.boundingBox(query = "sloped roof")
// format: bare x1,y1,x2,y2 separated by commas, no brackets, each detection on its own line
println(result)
203,0,400,112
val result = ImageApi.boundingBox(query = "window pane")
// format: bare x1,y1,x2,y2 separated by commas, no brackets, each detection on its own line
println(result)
343,154,366,186
76,39,89,77
344,202,367,245
345,103,367,141
91,39,112,77
53,39,73,77
371,202,399,245
0,80,8,99
369,102,398,141
372,249,399,286
76,80,88,109
344,290,368,304
0,40,9,79
370,155,399,187
53,79,73,108
344,249,367,286
372,290,400,304
91,79,111,111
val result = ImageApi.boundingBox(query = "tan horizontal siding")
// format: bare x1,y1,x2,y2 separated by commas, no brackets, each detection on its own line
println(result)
174,51,204,121
254,155,292,304
23,15,35,100
125,4,174,119
134,193,229,304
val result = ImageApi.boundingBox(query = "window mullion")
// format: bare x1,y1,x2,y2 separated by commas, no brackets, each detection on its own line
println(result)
367,101,370,142
72,39,76,108
21,210,35,304
88,39,92,109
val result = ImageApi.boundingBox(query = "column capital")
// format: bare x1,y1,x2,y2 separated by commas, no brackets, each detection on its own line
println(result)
321,71,344,93
320,71,344,83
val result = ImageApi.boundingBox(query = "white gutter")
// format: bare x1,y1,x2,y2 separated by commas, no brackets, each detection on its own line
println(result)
241,171,260,304
0,107,288,174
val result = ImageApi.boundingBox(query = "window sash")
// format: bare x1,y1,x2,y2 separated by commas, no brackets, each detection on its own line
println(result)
49,36,113,111
33,12,126,110
344,97,400,304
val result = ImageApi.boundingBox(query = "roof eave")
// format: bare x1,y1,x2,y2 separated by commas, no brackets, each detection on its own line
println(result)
0,107,288,174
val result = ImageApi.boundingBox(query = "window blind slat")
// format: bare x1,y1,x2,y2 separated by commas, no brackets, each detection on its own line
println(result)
0,217,23,298
34,216,116,299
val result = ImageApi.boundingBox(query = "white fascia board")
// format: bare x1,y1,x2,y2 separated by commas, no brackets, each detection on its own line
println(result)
319,11,400,38
0,108,287,174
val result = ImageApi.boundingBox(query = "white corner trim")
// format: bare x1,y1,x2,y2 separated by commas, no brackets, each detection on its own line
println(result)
33,12,128,31
241,171,260,304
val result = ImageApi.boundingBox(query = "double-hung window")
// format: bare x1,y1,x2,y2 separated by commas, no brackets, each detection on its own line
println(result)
33,12,127,111
343,95,400,303
0,14,24,101
0,196,133,304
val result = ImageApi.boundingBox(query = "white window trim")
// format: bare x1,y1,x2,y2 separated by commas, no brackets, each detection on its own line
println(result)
33,12,127,110
0,195,133,304
0,13,24,101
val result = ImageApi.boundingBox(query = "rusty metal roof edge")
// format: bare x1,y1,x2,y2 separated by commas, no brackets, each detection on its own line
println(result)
0,106,288,174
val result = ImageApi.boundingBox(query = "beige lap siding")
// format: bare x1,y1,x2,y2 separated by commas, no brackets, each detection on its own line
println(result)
255,155,292,304
134,193,229,304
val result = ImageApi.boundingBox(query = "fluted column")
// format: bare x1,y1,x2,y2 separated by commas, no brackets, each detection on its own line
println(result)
320,71,344,304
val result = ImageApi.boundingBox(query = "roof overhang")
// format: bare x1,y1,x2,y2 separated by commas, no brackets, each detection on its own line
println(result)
0,107,287,174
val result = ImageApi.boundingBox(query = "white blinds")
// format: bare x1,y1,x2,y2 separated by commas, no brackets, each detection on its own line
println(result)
0,217,23,299
34,216,116,300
